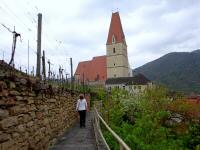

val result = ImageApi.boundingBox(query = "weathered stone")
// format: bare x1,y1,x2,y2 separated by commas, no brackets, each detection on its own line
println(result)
24,132,29,139
0,73,79,149
47,98,57,103
0,132,10,142
15,96,23,101
27,98,34,104
12,132,20,139
165,113,184,126
171,117,182,123
0,72,6,80
36,111,43,119
9,90,20,96
18,115,24,124
9,105,28,115
0,81,7,89
27,121,34,127
29,111,36,119
2,90,9,97
0,109,9,120
23,114,31,123
28,92,36,97
43,118,49,126
17,124,25,133
9,82,16,89
0,116,18,129
5,98,16,106
29,104,37,111
0,140,14,150
21,91,28,96
20,86,27,92
20,78,27,85
28,138,36,149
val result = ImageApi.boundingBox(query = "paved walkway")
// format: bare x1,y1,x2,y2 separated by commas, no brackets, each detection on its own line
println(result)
50,112,97,150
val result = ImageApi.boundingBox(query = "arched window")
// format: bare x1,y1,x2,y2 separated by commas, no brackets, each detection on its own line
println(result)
112,35,116,43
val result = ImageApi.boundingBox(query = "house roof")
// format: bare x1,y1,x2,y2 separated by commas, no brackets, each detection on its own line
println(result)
75,56,107,82
105,74,150,85
106,12,126,45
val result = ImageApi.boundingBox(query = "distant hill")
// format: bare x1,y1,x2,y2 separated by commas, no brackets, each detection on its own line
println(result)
134,49,200,94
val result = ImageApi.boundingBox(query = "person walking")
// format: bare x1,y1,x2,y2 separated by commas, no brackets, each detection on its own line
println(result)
76,94,87,128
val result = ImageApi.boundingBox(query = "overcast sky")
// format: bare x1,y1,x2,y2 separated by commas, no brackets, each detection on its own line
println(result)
0,0,199,76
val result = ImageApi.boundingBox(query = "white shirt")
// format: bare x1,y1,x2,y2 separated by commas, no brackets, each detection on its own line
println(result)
76,99,87,111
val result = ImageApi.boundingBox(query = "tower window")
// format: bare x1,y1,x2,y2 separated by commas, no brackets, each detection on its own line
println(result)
114,74,116,77
113,48,115,53
112,35,116,43
114,63,115,66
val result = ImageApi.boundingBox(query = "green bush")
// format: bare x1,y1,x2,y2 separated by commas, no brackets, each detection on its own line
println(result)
99,86,199,150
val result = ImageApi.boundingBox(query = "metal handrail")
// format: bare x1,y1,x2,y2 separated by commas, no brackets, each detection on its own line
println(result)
94,107,131,150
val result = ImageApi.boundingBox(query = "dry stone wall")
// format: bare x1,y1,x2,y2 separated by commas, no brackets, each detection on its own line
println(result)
0,73,79,150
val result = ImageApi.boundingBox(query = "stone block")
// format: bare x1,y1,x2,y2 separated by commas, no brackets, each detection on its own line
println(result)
47,99,56,103
29,112,36,119
0,132,10,142
0,116,18,129
9,91,20,96
36,111,43,119
17,124,25,133
17,115,24,124
9,105,28,115
43,118,49,126
27,121,34,127
9,82,16,89
0,81,7,89
27,98,34,104
29,104,37,111
20,78,27,85
28,92,36,97
5,98,16,106
15,96,23,101
24,132,29,139
0,139,14,150
12,132,20,139
0,109,9,120
2,90,9,97
23,114,31,123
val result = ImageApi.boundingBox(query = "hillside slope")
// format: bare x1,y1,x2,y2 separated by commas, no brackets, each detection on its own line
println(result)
134,50,200,93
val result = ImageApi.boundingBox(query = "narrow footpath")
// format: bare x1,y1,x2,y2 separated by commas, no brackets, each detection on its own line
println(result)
50,112,97,150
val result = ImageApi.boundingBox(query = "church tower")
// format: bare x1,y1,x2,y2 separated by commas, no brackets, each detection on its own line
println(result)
106,12,130,78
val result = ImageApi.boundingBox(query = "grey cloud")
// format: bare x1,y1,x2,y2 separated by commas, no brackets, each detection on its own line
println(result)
0,0,199,73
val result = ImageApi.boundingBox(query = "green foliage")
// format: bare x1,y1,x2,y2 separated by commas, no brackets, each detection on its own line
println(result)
182,124,200,149
100,86,200,150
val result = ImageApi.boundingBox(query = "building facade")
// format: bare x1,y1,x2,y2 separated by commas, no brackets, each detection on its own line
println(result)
105,74,152,94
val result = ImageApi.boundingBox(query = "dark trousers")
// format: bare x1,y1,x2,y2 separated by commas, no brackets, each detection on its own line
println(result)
78,110,86,127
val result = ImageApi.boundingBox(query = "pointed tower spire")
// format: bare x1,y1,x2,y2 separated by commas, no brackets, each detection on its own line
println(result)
106,12,126,45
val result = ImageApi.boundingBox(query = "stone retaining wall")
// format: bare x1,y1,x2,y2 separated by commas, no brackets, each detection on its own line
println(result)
0,74,79,150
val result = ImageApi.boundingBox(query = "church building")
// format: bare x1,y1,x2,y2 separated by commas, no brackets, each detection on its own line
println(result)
75,12,151,92
75,12,131,83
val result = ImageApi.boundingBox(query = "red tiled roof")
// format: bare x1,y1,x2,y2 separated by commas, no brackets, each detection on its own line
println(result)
106,12,126,45
75,56,107,82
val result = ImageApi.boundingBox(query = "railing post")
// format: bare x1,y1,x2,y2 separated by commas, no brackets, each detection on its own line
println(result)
95,108,100,130
94,106,131,150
